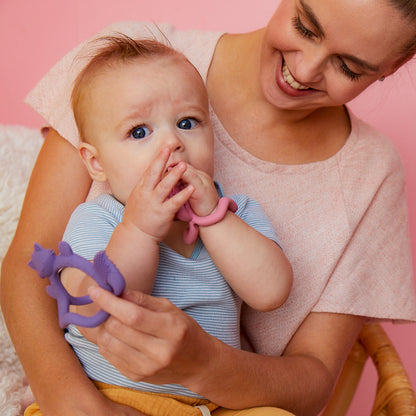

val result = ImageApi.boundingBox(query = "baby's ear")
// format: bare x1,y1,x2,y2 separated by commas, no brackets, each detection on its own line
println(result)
79,142,107,182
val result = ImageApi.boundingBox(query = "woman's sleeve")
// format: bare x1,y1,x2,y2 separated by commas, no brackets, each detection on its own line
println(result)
312,134,416,322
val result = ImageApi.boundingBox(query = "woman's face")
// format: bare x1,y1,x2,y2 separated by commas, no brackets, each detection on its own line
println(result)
260,0,414,111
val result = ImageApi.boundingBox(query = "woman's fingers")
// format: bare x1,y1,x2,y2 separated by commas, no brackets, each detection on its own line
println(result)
89,287,185,337
88,287,212,385
97,326,155,381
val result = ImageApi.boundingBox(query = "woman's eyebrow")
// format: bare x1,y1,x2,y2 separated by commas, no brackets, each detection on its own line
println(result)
300,0,325,37
299,0,380,73
342,54,380,72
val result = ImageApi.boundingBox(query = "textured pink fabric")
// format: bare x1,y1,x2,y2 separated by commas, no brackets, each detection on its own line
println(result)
25,22,416,356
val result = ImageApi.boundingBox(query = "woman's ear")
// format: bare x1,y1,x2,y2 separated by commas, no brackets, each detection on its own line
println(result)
79,142,107,182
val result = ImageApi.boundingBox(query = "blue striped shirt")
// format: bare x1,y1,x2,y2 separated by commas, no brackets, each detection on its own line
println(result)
63,186,279,398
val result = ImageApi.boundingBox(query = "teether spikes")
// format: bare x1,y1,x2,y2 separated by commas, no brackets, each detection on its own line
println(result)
28,244,56,278
28,241,126,328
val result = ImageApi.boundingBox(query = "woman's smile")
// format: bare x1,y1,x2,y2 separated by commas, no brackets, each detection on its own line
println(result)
275,56,318,98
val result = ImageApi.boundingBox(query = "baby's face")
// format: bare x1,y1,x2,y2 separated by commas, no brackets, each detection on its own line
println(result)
81,54,214,204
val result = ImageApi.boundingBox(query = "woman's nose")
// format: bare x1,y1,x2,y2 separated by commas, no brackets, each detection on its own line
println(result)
294,47,326,84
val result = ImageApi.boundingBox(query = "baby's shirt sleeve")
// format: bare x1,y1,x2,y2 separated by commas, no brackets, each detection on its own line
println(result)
63,196,122,260
233,194,281,247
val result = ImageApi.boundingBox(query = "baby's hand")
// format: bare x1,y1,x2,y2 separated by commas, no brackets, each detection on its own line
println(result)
181,165,219,217
122,148,193,241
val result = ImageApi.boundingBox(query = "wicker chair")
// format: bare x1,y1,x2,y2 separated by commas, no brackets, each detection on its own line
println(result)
323,323,416,416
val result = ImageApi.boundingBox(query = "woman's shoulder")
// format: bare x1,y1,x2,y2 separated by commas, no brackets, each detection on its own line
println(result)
336,111,407,218
98,21,223,53
345,111,404,174
97,22,223,81
336,111,406,199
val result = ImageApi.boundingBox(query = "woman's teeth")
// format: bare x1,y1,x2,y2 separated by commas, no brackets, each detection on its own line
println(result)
282,61,310,90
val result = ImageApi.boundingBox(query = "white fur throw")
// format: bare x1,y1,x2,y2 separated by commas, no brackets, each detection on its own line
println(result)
0,125,43,416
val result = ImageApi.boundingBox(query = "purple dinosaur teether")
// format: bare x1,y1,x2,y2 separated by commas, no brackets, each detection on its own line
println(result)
170,183,238,244
28,241,125,328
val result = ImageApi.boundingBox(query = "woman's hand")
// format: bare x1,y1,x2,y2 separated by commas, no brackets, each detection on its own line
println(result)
88,287,365,415
88,287,217,389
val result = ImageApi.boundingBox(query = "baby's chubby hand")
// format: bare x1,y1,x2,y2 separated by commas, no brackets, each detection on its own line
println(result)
122,148,194,242
180,164,219,217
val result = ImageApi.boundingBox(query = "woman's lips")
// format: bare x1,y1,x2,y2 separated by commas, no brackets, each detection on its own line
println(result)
275,58,316,97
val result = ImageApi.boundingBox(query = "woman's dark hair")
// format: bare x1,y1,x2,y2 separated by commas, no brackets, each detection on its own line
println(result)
389,0,416,67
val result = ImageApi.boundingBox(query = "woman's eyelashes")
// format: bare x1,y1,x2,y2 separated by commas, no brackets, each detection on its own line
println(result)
293,16,315,39
338,58,362,81
292,15,362,82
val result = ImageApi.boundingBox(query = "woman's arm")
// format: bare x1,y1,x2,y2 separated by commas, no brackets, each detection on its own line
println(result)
0,129,143,416
89,287,365,416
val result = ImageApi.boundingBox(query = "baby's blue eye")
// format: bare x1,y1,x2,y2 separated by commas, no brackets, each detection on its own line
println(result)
130,125,151,139
178,118,197,130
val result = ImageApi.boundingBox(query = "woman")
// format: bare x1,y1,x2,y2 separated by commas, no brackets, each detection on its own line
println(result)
2,0,416,415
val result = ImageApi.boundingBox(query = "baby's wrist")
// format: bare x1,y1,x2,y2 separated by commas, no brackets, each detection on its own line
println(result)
192,197,220,218
198,197,237,227
117,220,161,244
181,196,238,244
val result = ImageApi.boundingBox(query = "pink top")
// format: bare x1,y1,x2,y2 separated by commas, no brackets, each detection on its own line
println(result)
25,22,416,355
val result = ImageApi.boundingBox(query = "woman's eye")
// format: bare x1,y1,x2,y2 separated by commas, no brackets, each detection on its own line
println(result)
177,118,197,130
338,58,361,82
292,16,315,39
129,125,151,139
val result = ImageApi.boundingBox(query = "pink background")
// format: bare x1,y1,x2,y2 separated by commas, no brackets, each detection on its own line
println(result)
1,0,415,414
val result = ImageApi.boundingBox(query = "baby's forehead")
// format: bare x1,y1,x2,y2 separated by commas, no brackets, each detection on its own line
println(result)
126,53,206,92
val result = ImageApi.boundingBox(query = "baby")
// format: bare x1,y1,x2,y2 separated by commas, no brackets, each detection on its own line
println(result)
27,34,292,416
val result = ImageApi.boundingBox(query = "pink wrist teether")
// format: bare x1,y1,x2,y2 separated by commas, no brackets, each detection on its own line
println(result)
170,183,238,244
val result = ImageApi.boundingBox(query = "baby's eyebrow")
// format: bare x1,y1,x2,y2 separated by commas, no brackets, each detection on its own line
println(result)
118,103,152,127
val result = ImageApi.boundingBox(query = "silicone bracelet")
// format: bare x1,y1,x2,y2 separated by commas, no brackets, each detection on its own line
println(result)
170,184,238,244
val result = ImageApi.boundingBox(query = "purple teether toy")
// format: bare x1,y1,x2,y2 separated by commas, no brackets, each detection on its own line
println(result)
170,183,238,244
29,186,236,327
28,241,125,328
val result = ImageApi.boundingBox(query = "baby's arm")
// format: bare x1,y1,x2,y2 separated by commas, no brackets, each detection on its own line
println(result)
182,165,292,311
105,148,193,291
61,149,193,329
200,208,293,311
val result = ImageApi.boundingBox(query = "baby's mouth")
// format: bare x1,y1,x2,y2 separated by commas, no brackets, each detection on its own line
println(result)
282,61,311,91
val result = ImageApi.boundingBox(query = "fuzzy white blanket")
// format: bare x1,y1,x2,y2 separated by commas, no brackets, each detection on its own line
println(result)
0,125,44,416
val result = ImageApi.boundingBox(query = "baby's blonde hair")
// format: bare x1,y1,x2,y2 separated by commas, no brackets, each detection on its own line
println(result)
71,34,183,141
